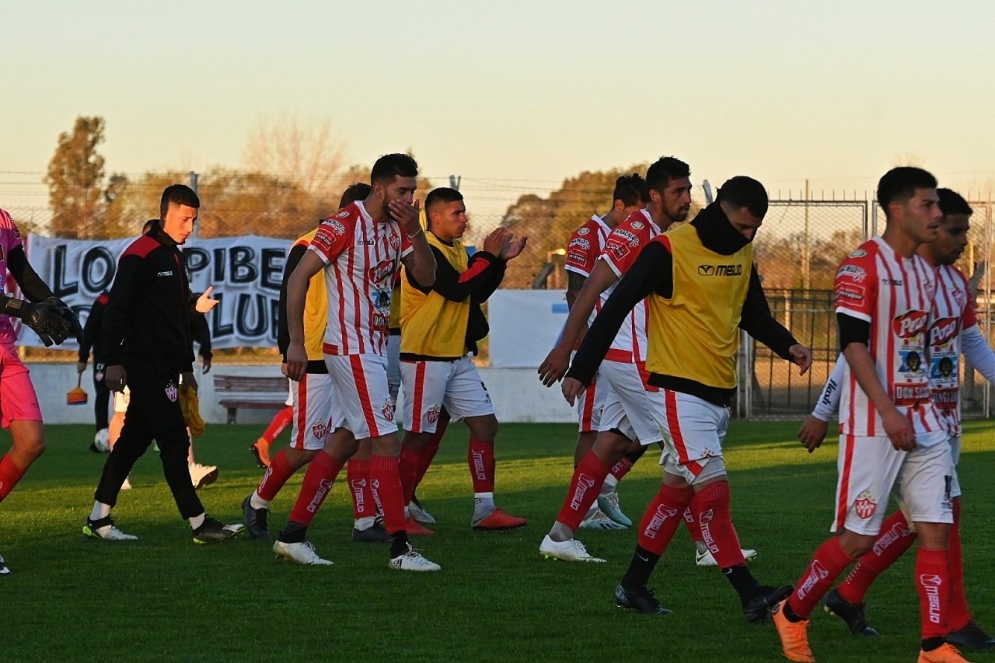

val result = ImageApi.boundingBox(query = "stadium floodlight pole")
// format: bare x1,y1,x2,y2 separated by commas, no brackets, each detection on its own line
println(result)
189,171,199,239
449,175,461,191
702,180,714,205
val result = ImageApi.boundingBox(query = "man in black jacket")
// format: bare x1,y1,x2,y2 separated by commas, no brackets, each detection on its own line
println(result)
83,184,241,544
77,292,111,452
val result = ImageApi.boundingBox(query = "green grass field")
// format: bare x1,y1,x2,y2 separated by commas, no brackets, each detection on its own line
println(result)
2,420,994,662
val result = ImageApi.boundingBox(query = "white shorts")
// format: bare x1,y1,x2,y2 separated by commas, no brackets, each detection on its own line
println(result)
656,390,729,482
401,355,494,434
284,381,293,407
949,435,961,498
386,334,401,404
289,373,335,451
597,360,664,445
324,353,397,439
833,434,954,536
113,386,130,413
577,371,610,433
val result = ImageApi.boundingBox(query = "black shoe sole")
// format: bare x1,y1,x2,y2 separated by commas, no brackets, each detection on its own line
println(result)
744,584,794,624
249,445,268,469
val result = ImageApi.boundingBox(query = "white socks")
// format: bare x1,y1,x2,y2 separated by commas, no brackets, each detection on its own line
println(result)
89,501,111,521
188,513,206,530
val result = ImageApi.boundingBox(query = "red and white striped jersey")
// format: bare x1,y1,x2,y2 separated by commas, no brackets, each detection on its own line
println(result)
0,209,23,342
929,264,976,436
598,209,661,364
308,201,412,356
834,237,942,437
565,215,611,278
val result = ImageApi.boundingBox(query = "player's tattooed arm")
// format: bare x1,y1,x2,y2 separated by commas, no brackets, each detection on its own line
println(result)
566,271,586,310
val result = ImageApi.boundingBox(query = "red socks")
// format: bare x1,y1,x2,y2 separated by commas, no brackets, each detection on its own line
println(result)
261,406,294,443
347,459,376,520
0,453,26,502
468,439,495,493
287,452,344,526
609,456,634,481
837,509,917,604
255,449,298,502
399,445,422,507
788,537,856,619
683,505,703,542
692,481,745,568
555,451,612,531
916,547,952,639
949,498,971,632
370,455,405,534
637,485,695,555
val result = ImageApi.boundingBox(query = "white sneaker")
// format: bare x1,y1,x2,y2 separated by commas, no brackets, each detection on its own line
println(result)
189,463,219,490
580,508,628,530
408,501,436,525
389,544,441,572
273,540,333,566
539,535,606,562
695,547,758,567
597,488,632,527
121,476,133,491
83,517,138,541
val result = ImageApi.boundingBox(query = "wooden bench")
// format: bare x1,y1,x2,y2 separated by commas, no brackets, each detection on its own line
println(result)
213,374,289,424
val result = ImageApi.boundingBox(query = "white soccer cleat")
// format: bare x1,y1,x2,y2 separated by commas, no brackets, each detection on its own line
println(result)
273,540,333,566
695,547,758,567
580,508,628,530
389,544,441,572
539,535,606,562
189,463,219,490
408,500,436,525
597,489,633,527
83,517,138,541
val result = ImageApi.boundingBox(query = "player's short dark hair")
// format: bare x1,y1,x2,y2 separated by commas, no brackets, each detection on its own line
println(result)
937,188,973,218
613,174,648,207
718,176,768,218
425,188,464,221
338,183,371,209
645,157,691,193
876,167,937,218
159,184,200,218
370,153,419,187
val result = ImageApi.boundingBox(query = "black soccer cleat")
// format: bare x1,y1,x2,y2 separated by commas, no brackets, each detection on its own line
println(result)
241,495,271,541
743,584,794,624
946,620,995,650
192,516,244,544
352,517,389,543
614,583,673,615
823,587,880,636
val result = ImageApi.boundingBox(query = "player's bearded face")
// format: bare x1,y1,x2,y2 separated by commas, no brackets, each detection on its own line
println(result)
900,188,942,244
382,176,417,219
663,177,693,223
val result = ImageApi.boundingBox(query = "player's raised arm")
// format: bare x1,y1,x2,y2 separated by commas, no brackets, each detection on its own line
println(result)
396,199,437,288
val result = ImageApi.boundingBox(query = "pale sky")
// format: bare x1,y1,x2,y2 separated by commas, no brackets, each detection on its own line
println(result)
4,0,995,219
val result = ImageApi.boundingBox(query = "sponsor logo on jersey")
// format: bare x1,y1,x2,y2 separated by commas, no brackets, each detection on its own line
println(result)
608,242,630,262
919,573,943,624
569,473,597,511
797,560,830,600
569,237,591,252
854,490,877,519
324,219,347,236
631,221,645,230
835,284,866,302
836,264,866,282
157,270,174,277
881,278,903,286
369,260,395,286
577,227,590,236
893,310,929,339
164,381,178,403
848,248,867,258
698,264,743,277
613,229,640,247
929,317,958,347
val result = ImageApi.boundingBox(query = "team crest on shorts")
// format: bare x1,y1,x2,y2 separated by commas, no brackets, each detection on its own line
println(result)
381,399,395,422
426,404,440,425
854,490,877,519
164,381,178,403
311,421,329,440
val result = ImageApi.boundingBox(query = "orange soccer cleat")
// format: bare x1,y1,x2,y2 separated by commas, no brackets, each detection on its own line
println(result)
773,599,815,663
472,508,528,531
918,643,973,663
250,439,271,469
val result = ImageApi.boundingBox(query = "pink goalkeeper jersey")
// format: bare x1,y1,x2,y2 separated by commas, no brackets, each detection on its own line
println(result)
0,209,23,342
834,236,943,437
929,264,977,436
598,209,660,364
308,201,412,356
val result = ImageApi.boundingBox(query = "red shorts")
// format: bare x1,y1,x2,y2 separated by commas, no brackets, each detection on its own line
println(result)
0,340,43,427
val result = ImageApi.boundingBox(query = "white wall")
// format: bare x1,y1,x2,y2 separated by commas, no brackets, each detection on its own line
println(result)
30,363,578,426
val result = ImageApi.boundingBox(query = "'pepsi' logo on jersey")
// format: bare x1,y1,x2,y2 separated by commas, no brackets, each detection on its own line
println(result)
893,310,928,338
369,259,395,286
929,317,959,347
